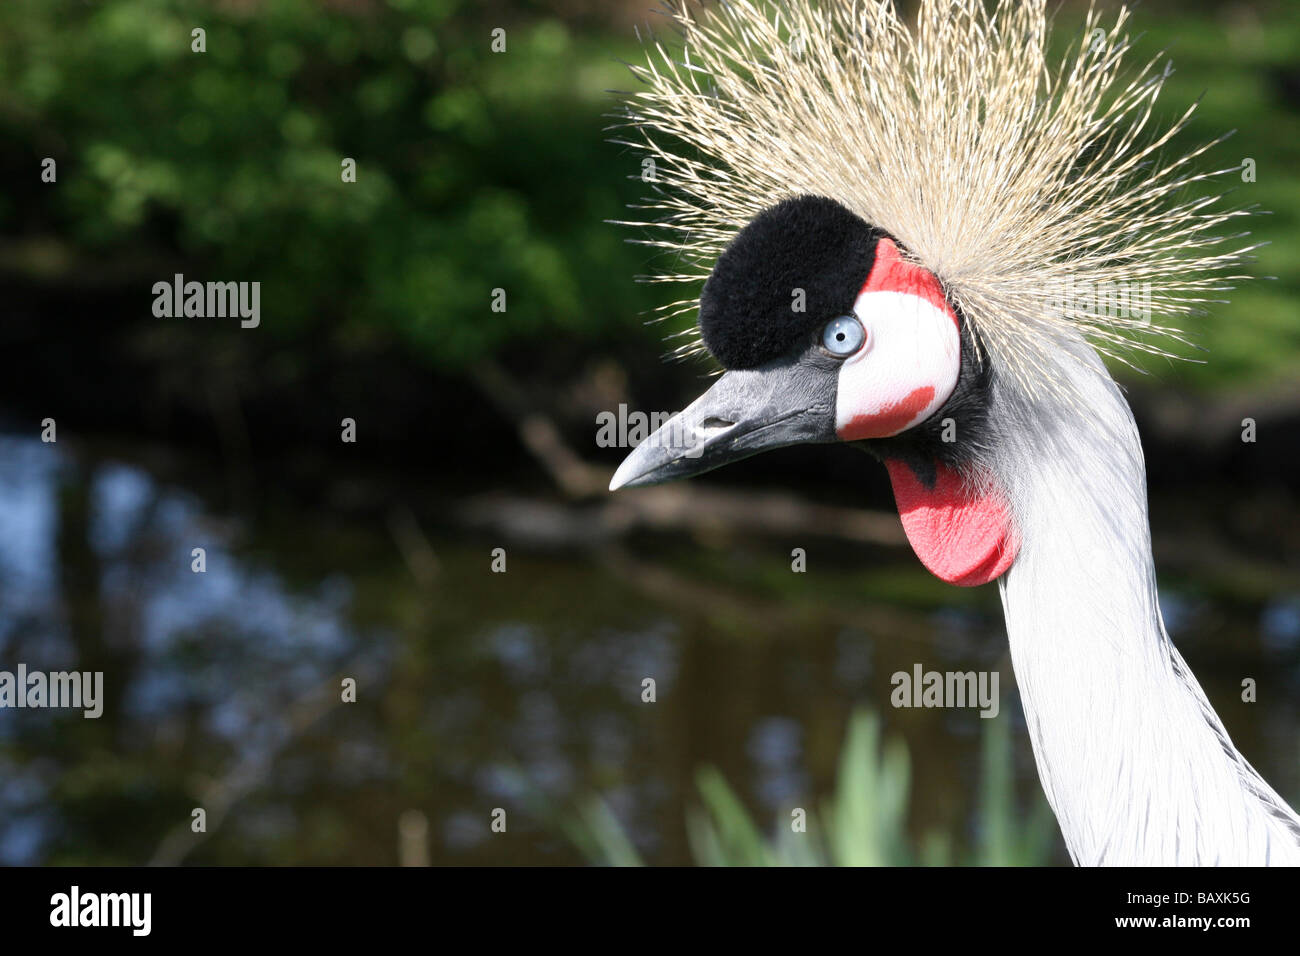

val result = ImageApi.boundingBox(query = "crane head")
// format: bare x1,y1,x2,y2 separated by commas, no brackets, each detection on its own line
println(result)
609,195,1017,586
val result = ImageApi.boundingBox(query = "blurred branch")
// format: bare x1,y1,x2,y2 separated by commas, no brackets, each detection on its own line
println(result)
388,505,441,588
469,360,608,498
456,487,907,549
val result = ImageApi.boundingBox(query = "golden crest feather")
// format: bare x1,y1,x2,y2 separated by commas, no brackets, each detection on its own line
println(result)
615,0,1256,396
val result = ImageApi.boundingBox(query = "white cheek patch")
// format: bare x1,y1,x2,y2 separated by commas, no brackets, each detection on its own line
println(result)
834,290,961,440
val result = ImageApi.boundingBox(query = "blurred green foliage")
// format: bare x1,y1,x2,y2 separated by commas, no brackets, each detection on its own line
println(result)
0,0,668,366
1141,5,1300,388
565,709,1056,866
0,0,1294,382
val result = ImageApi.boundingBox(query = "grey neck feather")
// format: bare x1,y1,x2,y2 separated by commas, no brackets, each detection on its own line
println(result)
987,335,1300,865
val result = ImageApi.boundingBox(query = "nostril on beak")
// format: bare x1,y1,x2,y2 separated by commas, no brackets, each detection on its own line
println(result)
700,416,736,430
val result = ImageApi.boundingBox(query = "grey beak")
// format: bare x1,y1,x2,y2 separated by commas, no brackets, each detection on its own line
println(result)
608,353,838,491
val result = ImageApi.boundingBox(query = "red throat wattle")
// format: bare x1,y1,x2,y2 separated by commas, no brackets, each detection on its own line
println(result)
884,459,1018,586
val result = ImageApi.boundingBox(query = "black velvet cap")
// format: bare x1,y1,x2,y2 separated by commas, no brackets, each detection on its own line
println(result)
699,195,883,369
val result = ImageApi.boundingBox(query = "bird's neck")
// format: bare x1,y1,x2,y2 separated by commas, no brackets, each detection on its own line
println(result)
992,353,1300,865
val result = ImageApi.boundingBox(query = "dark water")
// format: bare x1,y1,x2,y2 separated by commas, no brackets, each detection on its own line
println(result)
0,434,1297,865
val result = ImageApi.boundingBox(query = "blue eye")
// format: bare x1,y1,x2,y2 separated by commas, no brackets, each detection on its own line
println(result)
822,315,865,356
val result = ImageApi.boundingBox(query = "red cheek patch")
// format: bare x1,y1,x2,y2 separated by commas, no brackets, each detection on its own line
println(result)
838,385,934,440
884,459,1018,587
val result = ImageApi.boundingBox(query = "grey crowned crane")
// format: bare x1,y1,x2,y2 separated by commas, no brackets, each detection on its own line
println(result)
608,0,1300,865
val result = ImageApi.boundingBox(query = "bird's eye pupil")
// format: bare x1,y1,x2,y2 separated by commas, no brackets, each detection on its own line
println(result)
822,315,865,356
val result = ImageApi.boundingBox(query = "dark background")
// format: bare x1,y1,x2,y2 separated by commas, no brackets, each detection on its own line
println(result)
0,0,1297,865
